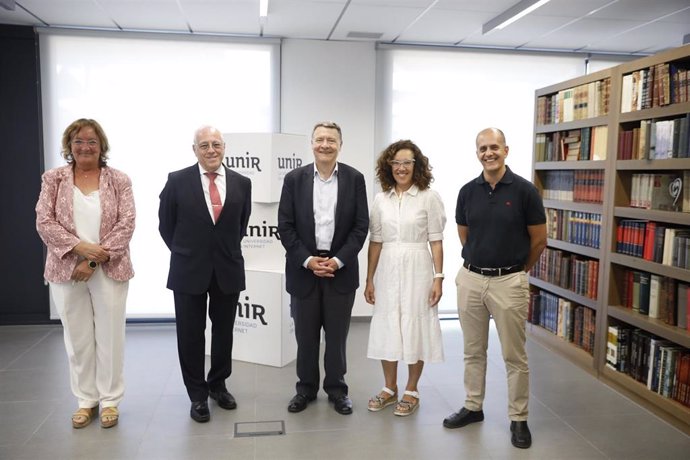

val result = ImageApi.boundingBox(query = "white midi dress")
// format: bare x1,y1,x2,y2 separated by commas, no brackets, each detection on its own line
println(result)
366,185,447,363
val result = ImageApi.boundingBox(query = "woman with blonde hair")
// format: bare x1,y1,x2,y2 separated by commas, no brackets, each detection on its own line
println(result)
36,118,135,428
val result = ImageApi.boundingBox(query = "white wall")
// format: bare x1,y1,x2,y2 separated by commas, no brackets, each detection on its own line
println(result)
280,39,377,317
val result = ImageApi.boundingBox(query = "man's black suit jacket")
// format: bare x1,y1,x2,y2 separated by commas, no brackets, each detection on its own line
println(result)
277,162,368,298
159,164,251,295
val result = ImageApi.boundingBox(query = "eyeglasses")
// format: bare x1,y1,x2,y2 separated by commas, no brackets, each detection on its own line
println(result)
388,159,415,168
72,140,99,148
196,142,225,152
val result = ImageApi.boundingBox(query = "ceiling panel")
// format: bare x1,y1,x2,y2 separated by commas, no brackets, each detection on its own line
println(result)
434,0,517,12
351,0,431,6
262,1,345,39
330,4,427,41
0,0,686,54
396,9,487,44
663,6,690,23
462,15,580,49
525,17,642,51
101,0,188,31
590,0,690,20
181,0,259,35
0,4,40,25
534,0,619,17
15,0,117,28
582,18,690,54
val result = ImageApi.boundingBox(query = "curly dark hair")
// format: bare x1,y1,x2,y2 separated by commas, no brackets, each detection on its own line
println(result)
61,118,110,166
375,139,434,192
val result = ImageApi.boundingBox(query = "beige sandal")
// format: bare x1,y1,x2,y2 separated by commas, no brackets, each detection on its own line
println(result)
100,406,119,428
368,387,398,412
394,390,419,416
72,406,98,429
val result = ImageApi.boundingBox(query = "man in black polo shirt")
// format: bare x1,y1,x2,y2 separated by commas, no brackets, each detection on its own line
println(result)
443,127,546,449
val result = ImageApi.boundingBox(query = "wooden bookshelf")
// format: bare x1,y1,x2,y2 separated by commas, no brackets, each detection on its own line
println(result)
618,101,690,123
601,366,690,434
610,253,690,283
531,43,690,432
615,158,690,171
535,160,608,170
608,305,690,348
531,66,613,375
527,322,595,373
541,199,603,213
529,277,599,310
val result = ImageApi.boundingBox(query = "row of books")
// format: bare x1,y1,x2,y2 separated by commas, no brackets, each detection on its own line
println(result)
616,220,690,268
629,172,688,212
620,63,690,113
546,208,601,249
535,126,608,162
619,269,690,329
617,114,690,160
536,79,611,125
607,325,690,408
531,248,599,299
528,290,595,354
541,170,605,203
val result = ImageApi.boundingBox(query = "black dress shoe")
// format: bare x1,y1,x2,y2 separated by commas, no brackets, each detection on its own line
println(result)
329,395,353,415
443,407,484,428
209,389,237,410
190,400,210,423
287,394,315,413
510,421,532,449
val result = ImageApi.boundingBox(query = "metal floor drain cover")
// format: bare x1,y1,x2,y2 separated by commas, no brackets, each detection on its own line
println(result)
234,420,285,437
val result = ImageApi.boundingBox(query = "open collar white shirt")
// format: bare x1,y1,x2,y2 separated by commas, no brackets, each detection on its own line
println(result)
304,162,343,268
313,162,338,251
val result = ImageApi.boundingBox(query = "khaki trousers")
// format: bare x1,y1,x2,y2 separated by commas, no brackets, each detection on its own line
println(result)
456,267,530,420
51,268,129,409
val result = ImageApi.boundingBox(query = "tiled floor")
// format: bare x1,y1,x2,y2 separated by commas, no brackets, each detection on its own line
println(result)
0,319,688,459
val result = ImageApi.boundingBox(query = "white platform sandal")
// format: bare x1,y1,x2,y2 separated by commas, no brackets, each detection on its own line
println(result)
368,387,398,412
393,390,419,416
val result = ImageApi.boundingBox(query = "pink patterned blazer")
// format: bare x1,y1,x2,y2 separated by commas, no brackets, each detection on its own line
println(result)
36,165,136,283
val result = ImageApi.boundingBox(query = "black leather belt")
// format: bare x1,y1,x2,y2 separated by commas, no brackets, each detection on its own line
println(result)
316,250,331,258
463,261,523,277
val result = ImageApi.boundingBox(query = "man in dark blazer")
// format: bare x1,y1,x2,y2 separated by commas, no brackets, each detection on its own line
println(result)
278,121,368,415
159,125,251,423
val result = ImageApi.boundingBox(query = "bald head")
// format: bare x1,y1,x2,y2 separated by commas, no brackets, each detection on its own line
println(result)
194,125,223,145
476,127,506,146
475,127,509,180
193,125,226,172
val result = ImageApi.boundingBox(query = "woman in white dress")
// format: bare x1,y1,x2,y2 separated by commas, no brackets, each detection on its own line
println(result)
364,140,446,416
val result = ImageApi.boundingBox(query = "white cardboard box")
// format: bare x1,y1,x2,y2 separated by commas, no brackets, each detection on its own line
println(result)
223,132,309,203
206,269,295,367
241,202,284,272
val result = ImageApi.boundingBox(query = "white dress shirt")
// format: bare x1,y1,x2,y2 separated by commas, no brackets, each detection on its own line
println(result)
303,163,343,268
198,164,226,222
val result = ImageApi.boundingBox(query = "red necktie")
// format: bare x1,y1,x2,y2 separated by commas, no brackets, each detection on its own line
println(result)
204,172,223,223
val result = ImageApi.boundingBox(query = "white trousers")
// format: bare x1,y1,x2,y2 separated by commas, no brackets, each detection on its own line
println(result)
50,267,128,409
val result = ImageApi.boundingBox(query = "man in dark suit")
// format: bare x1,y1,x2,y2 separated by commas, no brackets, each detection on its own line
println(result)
278,121,369,415
159,125,251,423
